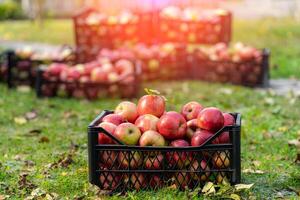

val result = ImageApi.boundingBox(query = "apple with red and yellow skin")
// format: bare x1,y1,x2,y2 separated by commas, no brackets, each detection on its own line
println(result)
186,119,199,139
139,130,165,146
181,101,203,121
47,63,68,76
97,122,117,144
129,173,145,190
114,123,141,145
216,172,227,184
91,68,108,83
213,151,230,168
189,160,210,181
149,175,163,188
191,130,219,146
102,114,124,126
174,172,190,189
118,151,143,169
99,172,120,190
137,95,166,117
157,111,187,140
115,59,134,76
197,107,224,132
115,101,138,123
168,139,190,168
145,154,164,169
83,61,99,76
135,114,159,133
99,151,117,167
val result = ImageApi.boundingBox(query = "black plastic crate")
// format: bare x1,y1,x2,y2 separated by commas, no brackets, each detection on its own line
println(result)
88,110,241,193
5,49,75,89
190,49,270,87
35,61,142,100
0,51,8,82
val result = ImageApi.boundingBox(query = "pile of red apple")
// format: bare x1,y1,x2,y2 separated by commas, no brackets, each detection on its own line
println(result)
97,94,235,189
159,7,230,44
41,57,137,99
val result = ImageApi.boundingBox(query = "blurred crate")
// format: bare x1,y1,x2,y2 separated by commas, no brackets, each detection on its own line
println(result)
0,51,8,82
5,48,75,88
73,8,155,63
157,10,232,45
35,61,142,100
190,49,270,87
88,110,241,193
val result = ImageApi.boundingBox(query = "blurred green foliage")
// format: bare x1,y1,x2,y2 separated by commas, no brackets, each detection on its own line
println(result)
0,0,24,20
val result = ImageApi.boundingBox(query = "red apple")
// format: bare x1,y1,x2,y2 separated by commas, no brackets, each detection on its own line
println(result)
115,59,134,76
174,172,190,189
189,160,210,181
97,122,117,144
186,119,199,139
118,151,143,169
169,139,190,167
181,101,203,121
102,114,124,125
218,132,229,143
47,63,68,76
137,95,166,117
135,114,159,133
149,175,163,188
157,111,187,140
91,68,108,83
115,101,138,123
145,154,164,169
197,107,224,132
130,173,145,190
99,172,120,190
139,130,165,146
99,151,117,167
114,123,141,145
223,113,235,126
191,130,219,146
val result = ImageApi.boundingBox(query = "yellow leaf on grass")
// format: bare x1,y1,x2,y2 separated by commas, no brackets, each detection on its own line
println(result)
230,194,241,200
235,183,254,191
202,182,216,195
14,117,27,125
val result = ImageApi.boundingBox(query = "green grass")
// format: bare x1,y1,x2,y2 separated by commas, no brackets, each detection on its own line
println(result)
0,82,299,199
0,19,74,45
0,18,300,78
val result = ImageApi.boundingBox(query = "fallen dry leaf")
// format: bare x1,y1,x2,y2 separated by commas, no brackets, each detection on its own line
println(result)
202,182,216,195
25,129,42,137
25,111,38,120
230,193,241,200
18,172,36,190
14,117,27,125
242,169,265,174
39,136,50,143
0,195,8,200
235,183,254,191
252,160,261,167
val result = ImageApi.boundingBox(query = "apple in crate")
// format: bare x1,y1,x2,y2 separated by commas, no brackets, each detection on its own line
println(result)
47,63,68,76
102,114,124,126
191,130,219,146
186,119,199,139
97,122,117,144
137,95,166,117
181,101,203,121
174,172,190,189
139,130,165,146
168,139,190,167
118,151,143,169
99,172,120,190
115,59,134,76
114,123,141,145
130,173,145,190
189,160,210,181
197,107,224,132
145,154,164,170
115,101,138,123
135,114,159,133
213,151,230,168
91,68,108,83
99,151,117,168
157,111,187,140
219,113,235,143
